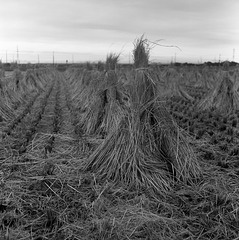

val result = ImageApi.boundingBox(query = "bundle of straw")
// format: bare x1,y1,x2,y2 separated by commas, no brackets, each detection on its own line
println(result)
84,69,201,194
13,69,23,91
80,70,126,135
83,36,201,195
98,70,127,135
23,69,38,92
162,67,193,101
133,35,149,68
79,54,123,135
97,61,105,71
105,53,120,71
197,71,239,114
0,69,5,78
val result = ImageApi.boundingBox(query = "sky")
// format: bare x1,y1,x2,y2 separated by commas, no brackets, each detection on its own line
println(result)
0,0,239,64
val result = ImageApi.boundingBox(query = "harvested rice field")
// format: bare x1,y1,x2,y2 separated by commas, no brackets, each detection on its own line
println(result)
1,47,239,239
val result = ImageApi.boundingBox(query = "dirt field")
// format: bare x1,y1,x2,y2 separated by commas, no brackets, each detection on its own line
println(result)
0,66,239,239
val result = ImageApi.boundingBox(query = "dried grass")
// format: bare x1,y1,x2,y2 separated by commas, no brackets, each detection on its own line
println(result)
1,68,239,240
197,71,239,114
83,66,201,196
105,53,120,71
133,35,150,68
81,70,126,135
162,67,194,101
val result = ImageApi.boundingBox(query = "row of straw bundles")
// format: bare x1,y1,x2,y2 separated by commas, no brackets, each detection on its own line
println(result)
77,37,202,197
83,48,201,196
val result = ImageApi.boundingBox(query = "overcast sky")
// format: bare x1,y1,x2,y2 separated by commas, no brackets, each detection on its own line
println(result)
0,0,239,63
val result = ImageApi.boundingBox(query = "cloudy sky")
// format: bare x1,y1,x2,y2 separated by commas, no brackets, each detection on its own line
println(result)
0,0,239,63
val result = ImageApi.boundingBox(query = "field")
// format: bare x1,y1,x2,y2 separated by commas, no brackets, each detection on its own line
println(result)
1,62,239,240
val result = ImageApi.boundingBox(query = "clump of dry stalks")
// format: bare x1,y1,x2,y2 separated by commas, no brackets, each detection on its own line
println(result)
13,69,23,91
105,53,120,71
97,61,105,71
133,35,150,68
162,67,194,101
197,71,239,114
0,69,5,78
79,53,127,136
83,36,201,196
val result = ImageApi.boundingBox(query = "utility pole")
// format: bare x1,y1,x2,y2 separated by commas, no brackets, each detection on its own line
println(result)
219,54,221,63
38,54,40,64
53,51,55,66
17,45,19,64
174,53,176,63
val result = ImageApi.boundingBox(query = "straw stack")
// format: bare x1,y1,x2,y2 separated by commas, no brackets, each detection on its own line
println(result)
197,71,239,114
83,36,201,196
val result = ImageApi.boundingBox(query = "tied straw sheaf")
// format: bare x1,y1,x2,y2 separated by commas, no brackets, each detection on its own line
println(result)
82,36,202,196
197,70,239,114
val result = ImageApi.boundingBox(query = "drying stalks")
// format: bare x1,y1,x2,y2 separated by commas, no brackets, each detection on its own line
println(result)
83,36,201,195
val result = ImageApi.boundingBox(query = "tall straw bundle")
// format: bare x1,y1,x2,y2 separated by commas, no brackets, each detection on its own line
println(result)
0,69,5,78
162,68,193,101
79,70,108,134
33,69,46,89
133,35,150,68
78,70,104,109
98,71,127,134
97,61,105,71
23,69,39,92
82,69,102,88
105,53,120,71
83,36,201,195
81,89,108,135
80,70,126,135
84,68,201,195
0,78,3,92
222,61,230,71
197,71,239,114
13,69,23,91
85,62,94,70
201,66,215,89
